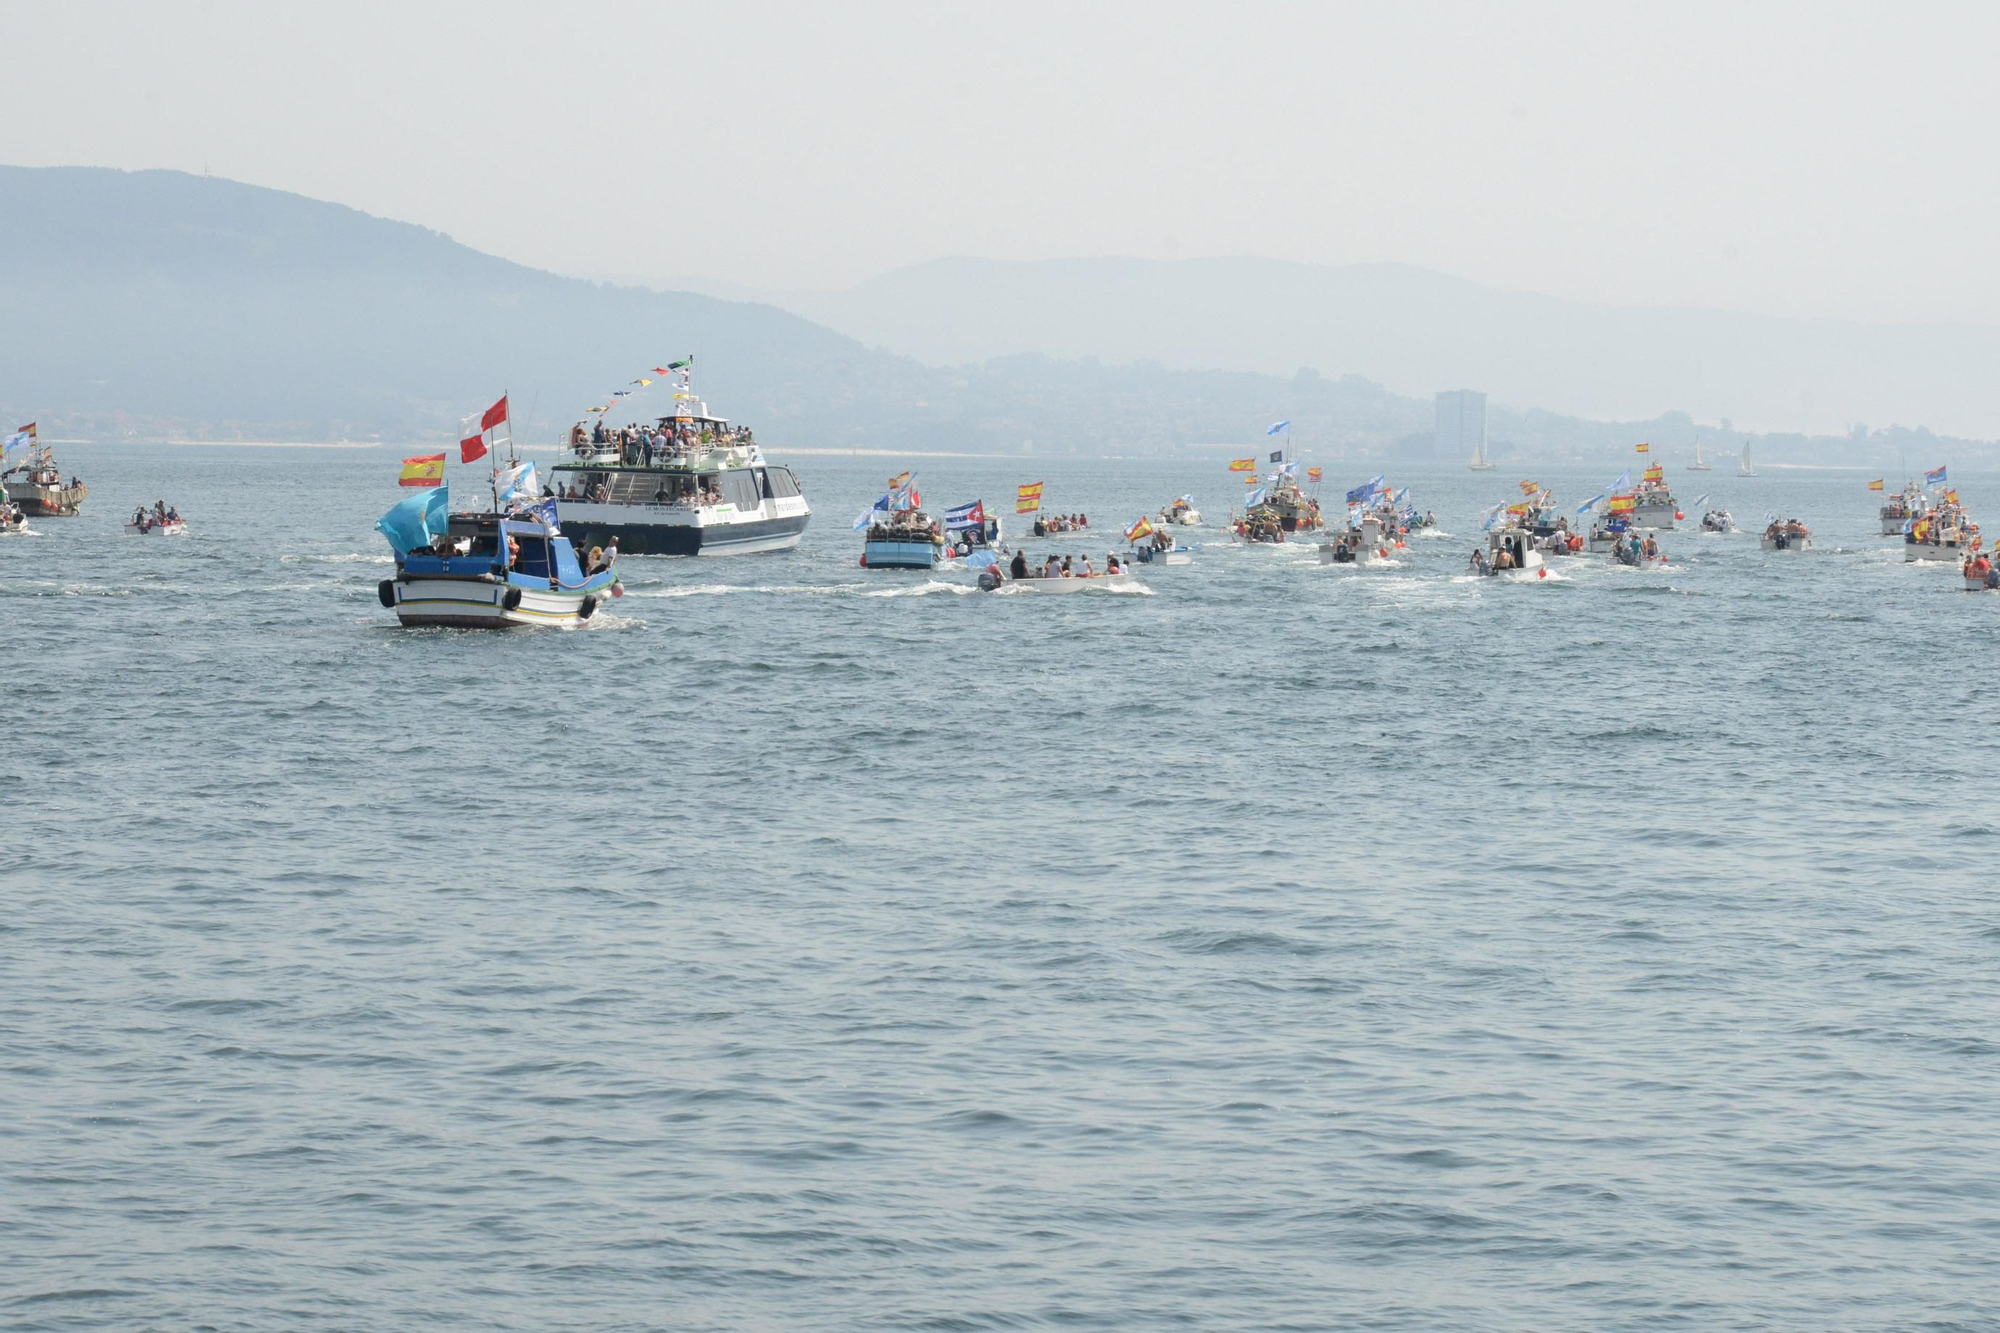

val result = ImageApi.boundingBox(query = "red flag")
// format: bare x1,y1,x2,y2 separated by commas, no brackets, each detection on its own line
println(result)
460,435,488,463
479,395,509,432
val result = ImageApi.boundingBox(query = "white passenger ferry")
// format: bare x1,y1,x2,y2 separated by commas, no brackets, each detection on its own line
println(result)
549,370,809,556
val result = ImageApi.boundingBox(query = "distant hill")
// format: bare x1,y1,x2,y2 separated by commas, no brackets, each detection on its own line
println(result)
689,256,2000,441
1,167,1985,466
0,166,946,446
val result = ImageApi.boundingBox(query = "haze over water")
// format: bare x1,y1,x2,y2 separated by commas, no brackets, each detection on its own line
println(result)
4,446,1997,1329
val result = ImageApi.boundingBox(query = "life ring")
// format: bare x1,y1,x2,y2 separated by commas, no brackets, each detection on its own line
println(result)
377,579,397,608
502,587,523,610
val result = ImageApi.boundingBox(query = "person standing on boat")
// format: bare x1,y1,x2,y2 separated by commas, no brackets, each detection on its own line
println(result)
1009,550,1030,581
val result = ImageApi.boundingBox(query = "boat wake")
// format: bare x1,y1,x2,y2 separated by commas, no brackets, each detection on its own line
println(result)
859,580,976,598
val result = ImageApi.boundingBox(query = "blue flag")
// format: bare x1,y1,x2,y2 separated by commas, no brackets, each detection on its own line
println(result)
1345,475,1384,504
377,486,448,556
1267,421,1290,436
1926,465,1949,486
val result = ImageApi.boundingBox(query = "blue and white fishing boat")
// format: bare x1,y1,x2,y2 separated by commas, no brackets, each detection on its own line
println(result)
858,475,946,570
376,488,620,628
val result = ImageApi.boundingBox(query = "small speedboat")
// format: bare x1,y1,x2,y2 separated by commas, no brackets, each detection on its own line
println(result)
0,504,26,533
1318,514,1395,566
1962,569,1997,592
1130,542,1194,566
1480,527,1548,581
981,570,1137,593
1763,523,1813,552
1699,511,1735,533
124,519,187,536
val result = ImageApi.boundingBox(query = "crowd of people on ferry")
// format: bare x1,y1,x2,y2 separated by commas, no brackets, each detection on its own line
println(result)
127,500,181,531
567,419,755,467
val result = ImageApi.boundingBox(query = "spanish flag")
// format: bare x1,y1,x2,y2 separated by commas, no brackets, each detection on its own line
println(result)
1228,458,1256,472
1643,464,1664,482
1306,467,1322,482
1125,515,1154,543
888,471,912,491
1867,479,1885,491
1944,489,1960,505
1016,481,1044,514
1506,501,1531,517
1607,493,1637,514
399,453,446,488
1635,442,1650,453
1519,479,1539,496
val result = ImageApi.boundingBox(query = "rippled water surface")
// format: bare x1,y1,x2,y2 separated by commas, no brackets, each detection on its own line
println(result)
6,445,1999,1331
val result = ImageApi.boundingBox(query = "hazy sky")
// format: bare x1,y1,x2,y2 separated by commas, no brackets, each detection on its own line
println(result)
4,0,1996,325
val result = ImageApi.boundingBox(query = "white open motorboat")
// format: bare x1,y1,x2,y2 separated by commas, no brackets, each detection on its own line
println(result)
988,572,1137,594
1482,527,1548,581
1318,514,1395,566
124,520,187,536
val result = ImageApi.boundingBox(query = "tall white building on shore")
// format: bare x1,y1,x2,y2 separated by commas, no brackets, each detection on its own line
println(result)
1434,390,1489,465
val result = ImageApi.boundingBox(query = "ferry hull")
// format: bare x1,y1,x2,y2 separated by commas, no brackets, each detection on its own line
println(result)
4,483,86,517
554,508,808,557
385,576,610,628
1632,502,1678,530
862,538,939,570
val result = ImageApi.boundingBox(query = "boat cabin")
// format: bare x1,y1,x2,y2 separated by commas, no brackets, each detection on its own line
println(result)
398,514,591,589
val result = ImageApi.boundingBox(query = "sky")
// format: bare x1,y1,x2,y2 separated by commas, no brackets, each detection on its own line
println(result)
3,0,1997,326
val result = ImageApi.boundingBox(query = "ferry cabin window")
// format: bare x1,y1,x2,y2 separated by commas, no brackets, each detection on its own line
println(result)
762,467,802,500
721,472,762,511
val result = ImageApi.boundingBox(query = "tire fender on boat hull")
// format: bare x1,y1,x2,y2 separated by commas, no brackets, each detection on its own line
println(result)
377,579,398,609
578,595,599,620
502,587,524,611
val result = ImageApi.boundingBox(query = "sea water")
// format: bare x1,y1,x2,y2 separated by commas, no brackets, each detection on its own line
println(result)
4,445,1998,1331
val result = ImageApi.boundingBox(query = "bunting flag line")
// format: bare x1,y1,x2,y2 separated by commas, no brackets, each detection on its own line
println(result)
1228,458,1257,472
1867,479,1885,491
1016,482,1044,514
398,453,447,487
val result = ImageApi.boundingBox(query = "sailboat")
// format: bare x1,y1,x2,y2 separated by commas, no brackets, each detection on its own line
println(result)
1469,432,1497,471
1688,439,1711,471
1739,441,1757,477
